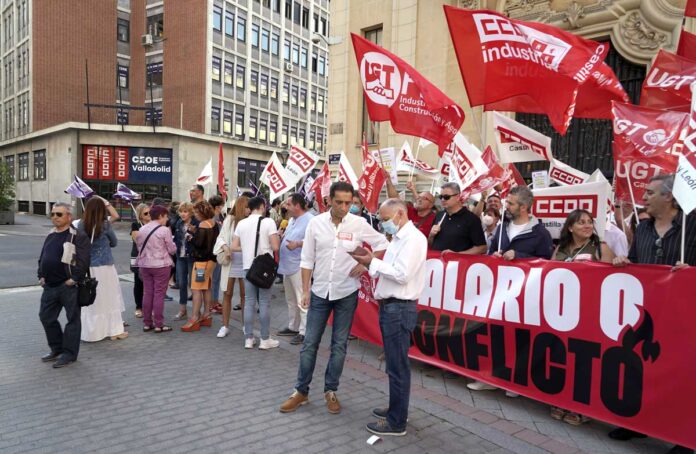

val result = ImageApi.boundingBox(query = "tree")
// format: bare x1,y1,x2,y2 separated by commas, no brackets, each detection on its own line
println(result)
0,161,16,212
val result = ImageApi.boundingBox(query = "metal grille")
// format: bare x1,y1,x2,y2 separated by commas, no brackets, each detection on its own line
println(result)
515,43,646,180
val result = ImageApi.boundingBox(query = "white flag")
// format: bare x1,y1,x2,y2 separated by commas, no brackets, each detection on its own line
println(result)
336,151,359,187
196,158,213,185
549,159,590,186
396,140,439,178
493,112,553,163
370,147,397,184
285,145,320,184
673,83,696,213
448,132,489,191
260,152,294,201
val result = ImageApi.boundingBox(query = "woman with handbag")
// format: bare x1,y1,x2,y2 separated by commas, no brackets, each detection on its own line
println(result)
79,196,128,342
213,196,250,338
136,205,177,332
172,202,197,320
130,203,150,318
182,201,220,332
230,196,280,349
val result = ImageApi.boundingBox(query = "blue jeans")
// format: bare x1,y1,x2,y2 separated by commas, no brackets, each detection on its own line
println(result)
295,291,358,395
380,300,417,430
212,263,221,302
176,256,193,306
243,276,272,340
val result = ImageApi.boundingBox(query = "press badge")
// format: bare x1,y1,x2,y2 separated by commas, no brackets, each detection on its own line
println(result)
62,242,76,265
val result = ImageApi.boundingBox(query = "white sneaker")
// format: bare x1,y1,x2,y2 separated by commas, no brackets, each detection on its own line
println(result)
244,338,256,349
467,380,498,391
505,391,519,398
217,326,230,338
259,338,280,350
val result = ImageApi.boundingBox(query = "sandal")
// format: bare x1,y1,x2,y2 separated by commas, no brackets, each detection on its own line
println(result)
134,309,143,318
199,316,212,327
173,311,188,320
143,326,154,332
110,332,129,340
154,326,172,333
181,319,201,332
563,412,590,426
550,406,567,421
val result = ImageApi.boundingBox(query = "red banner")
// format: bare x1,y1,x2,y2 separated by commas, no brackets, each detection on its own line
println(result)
357,135,386,213
612,102,689,204
83,146,99,180
686,0,696,17
640,50,696,112
98,146,113,180
351,33,464,151
352,253,696,449
677,30,696,60
444,6,624,135
114,147,129,181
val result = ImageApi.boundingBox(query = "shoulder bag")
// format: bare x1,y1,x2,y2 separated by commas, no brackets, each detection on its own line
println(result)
245,217,278,289
70,227,98,307
215,218,233,266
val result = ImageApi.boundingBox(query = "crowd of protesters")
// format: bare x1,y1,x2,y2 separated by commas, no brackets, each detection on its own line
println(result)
36,175,693,451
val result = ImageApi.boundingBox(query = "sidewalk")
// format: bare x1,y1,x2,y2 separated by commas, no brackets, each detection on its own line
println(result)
0,280,671,454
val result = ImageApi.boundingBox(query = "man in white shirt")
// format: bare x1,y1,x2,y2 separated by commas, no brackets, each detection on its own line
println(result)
231,196,280,350
279,182,388,415
350,198,427,437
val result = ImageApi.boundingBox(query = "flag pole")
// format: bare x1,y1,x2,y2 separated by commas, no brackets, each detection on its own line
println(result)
408,136,419,181
497,199,505,253
681,210,686,264
619,200,628,239
624,170,640,222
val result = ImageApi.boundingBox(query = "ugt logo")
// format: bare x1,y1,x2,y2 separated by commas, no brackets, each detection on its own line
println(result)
360,52,402,107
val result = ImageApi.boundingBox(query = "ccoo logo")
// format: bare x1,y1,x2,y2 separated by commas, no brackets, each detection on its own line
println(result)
360,52,402,107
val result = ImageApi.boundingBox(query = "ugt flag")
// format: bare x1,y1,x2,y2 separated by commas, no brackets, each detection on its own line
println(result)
351,33,464,152
640,50,696,113
357,133,387,213
444,6,626,135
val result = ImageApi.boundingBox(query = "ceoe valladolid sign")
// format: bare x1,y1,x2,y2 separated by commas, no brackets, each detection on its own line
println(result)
128,148,172,185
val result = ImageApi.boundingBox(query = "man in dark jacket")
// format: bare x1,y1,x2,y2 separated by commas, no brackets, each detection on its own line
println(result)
487,185,553,259
37,202,91,368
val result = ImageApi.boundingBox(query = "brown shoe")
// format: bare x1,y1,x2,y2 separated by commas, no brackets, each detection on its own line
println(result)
325,391,341,414
279,390,308,413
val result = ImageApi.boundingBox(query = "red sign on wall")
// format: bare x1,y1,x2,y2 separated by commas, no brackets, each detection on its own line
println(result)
114,147,129,181
99,146,113,180
83,146,99,179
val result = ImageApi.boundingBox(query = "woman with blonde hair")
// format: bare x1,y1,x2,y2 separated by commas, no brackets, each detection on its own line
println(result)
213,196,250,338
79,196,128,341
172,201,197,320
130,203,150,318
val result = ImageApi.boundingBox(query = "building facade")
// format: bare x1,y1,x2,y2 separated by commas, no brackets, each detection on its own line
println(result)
327,0,692,187
0,0,329,214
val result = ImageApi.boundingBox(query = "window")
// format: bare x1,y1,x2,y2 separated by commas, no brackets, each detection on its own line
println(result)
318,56,325,76
311,53,317,73
292,44,300,65
117,18,129,42
272,0,281,13
309,131,315,150
290,126,298,145
299,88,307,109
213,7,222,31
249,116,257,139
317,133,324,151
117,109,129,126
293,2,300,24
147,13,164,37
269,121,277,143
250,70,258,93
291,86,298,106
235,112,244,138
223,110,233,134
225,13,234,36
299,128,306,147
259,119,268,141
236,64,245,88
310,92,316,111
211,107,221,132
281,124,288,145
271,33,279,56
321,18,327,36
260,73,268,97
145,108,163,126
282,81,289,103
237,16,246,41
212,56,221,81
237,157,266,187
301,7,309,29
146,62,163,86
18,152,28,181
270,77,278,99
251,24,259,47
4,155,14,180
33,150,46,181
284,0,292,20
261,29,269,52
317,94,324,114
118,65,129,89
300,47,308,69
283,39,290,61
224,61,233,84
313,14,319,33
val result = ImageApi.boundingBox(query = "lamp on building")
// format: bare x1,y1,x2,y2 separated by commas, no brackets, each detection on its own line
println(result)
279,148,290,166
311,33,342,46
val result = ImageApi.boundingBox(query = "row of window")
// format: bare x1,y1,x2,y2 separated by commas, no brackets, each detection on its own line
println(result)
3,10,13,50
2,150,45,182
2,99,29,138
213,7,248,42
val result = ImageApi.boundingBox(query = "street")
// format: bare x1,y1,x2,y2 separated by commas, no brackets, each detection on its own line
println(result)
0,215,672,453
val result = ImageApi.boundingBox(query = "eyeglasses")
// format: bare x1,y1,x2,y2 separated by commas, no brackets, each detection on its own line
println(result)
439,194,459,201
655,237,663,263
50,212,64,218
143,212,150,216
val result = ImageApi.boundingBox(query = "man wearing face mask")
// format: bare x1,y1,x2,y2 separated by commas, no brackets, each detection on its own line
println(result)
350,198,427,437
482,208,501,250
350,194,380,230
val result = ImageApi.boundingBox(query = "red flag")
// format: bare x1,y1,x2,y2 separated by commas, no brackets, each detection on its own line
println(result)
686,0,696,17
509,163,526,187
217,143,227,201
461,146,508,199
677,30,696,60
351,33,464,152
357,134,386,213
444,6,621,135
640,50,696,112
309,162,331,212
612,102,689,204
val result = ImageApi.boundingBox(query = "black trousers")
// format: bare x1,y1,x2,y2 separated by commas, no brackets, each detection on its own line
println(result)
39,284,81,360
133,270,143,309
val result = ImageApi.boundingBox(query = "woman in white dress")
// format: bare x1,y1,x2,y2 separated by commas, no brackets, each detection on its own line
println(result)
213,196,250,338
79,196,128,342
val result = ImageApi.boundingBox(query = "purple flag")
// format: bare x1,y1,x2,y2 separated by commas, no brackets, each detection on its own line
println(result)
113,182,141,202
249,181,261,196
64,175,94,199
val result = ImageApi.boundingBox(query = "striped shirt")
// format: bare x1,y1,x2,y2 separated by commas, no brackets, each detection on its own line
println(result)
628,211,696,266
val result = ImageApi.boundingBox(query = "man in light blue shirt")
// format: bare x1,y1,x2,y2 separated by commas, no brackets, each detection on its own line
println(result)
277,193,314,345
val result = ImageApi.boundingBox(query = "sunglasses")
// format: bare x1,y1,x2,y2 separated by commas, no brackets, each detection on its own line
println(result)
50,212,64,218
143,211,150,216
655,237,663,263
439,194,459,201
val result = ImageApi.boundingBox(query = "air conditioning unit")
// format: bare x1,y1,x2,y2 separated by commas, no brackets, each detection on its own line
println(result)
141,34,154,46
284,62,294,72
